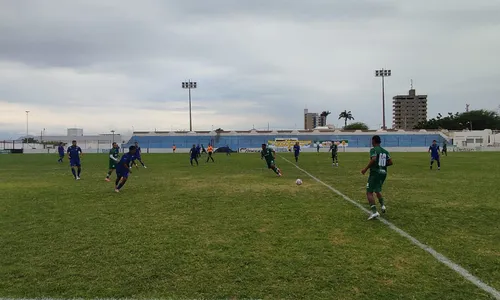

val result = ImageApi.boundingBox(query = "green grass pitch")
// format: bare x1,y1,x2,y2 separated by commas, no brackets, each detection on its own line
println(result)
0,152,499,299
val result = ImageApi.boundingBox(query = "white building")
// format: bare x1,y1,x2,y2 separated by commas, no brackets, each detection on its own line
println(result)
67,128,84,136
10,128,124,153
451,129,500,148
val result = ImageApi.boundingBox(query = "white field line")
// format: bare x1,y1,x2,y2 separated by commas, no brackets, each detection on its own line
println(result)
280,156,500,300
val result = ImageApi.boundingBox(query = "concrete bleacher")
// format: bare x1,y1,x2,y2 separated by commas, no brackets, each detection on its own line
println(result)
124,130,446,151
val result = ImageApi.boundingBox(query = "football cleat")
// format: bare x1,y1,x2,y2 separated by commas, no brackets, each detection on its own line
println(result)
368,212,380,220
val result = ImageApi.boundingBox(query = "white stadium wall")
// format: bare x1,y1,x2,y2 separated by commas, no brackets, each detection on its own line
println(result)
9,129,500,153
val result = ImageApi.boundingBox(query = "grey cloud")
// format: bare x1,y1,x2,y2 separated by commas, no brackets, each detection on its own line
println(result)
0,0,400,69
0,0,499,134
0,15,184,67
167,0,399,21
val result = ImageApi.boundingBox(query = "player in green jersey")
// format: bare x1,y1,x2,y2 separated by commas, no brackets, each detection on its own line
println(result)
105,142,120,182
361,135,393,220
261,144,282,177
329,141,339,166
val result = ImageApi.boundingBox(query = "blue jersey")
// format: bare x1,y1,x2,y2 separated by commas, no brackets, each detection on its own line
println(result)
127,154,136,167
196,146,201,153
429,144,440,158
117,153,134,173
190,147,197,158
58,146,65,155
135,146,142,157
293,145,300,154
67,146,82,160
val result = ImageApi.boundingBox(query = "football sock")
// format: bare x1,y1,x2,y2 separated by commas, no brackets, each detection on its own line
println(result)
77,167,81,176
117,180,126,190
378,197,385,206
370,205,377,213
71,169,76,178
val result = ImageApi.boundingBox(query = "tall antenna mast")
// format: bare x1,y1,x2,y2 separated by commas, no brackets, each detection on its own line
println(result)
410,79,413,89
466,104,470,112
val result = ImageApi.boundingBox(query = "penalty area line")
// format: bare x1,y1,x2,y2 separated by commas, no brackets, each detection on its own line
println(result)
280,155,500,300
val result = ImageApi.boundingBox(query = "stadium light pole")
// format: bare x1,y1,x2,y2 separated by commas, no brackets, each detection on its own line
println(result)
111,130,115,143
375,69,391,130
25,111,30,145
182,80,197,132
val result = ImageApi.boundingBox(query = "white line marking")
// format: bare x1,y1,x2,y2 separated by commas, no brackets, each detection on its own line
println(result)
280,156,500,300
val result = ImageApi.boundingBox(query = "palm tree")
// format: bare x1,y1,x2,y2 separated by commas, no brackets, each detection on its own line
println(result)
320,111,331,126
214,128,224,143
338,110,354,127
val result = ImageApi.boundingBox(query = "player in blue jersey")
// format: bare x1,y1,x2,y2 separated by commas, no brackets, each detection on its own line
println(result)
189,144,199,166
293,142,301,162
429,140,441,170
196,144,201,158
115,145,137,192
57,142,65,163
67,140,83,180
131,142,147,168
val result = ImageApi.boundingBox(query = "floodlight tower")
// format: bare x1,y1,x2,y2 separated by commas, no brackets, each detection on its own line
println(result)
375,69,391,130
182,80,197,132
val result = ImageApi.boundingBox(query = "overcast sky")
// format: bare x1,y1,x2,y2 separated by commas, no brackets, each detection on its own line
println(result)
1,0,499,139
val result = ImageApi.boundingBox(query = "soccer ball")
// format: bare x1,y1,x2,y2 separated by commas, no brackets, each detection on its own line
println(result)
296,179,303,185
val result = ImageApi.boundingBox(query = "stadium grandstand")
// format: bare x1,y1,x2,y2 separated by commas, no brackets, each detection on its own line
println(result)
123,129,448,153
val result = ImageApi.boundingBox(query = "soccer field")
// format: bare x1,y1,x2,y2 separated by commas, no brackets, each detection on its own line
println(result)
0,152,499,299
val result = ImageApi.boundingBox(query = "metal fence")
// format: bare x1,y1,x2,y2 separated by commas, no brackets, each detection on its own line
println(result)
0,140,24,150
0,140,118,153
124,135,446,150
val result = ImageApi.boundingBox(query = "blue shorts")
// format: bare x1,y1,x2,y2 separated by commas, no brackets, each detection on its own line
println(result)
70,160,81,167
116,170,129,178
431,156,440,162
294,152,300,157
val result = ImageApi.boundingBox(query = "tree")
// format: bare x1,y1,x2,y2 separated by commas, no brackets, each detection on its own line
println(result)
43,141,66,146
320,111,331,126
22,137,39,143
338,110,354,127
414,110,500,130
344,122,369,130
214,128,224,144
